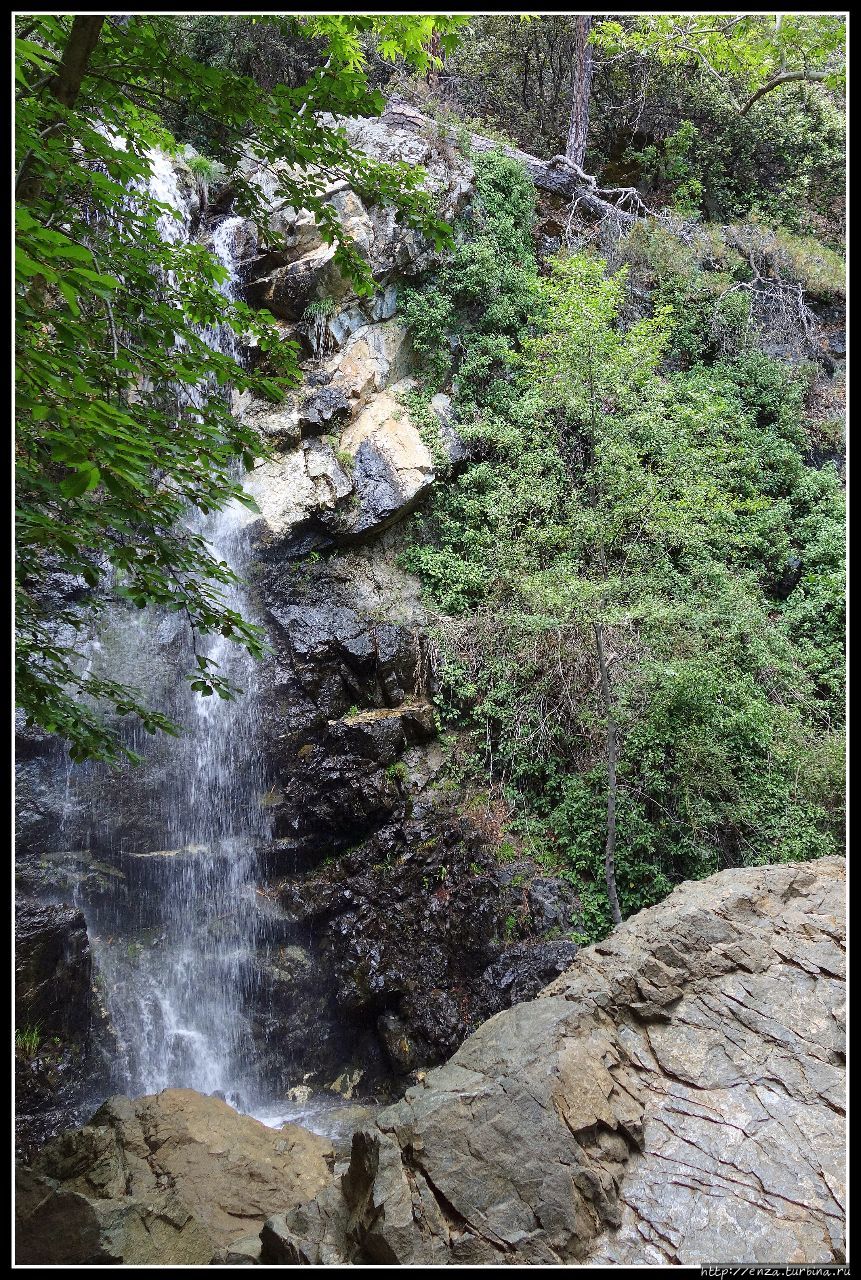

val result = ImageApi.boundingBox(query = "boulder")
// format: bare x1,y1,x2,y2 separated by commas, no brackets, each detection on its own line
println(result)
245,377,431,556
15,1164,214,1265
340,388,434,536
269,857,845,1265
17,1089,335,1262
328,324,414,408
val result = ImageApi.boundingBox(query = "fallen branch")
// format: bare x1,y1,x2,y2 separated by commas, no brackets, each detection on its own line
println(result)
384,95,654,227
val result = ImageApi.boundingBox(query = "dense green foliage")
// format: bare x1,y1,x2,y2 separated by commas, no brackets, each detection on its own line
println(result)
15,13,463,761
401,151,844,939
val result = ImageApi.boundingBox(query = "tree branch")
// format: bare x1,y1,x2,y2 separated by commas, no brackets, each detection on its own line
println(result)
740,69,829,115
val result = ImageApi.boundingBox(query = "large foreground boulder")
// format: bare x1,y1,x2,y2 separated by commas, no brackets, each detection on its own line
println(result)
16,1088,334,1264
262,857,845,1266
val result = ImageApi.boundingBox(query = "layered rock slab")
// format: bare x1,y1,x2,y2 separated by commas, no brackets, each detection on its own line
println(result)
263,857,845,1266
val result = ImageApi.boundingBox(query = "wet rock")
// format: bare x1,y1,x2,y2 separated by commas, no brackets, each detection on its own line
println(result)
14,896,112,1155
247,943,384,1095
16,848,128,910
378,1012,425,1074
479,938,581,1006
257,585,425,785
278,856,845,1266
273,813,582,1069
262,751,403,863
20,1089,334,1257
16,901,93,1041
301,383,351,429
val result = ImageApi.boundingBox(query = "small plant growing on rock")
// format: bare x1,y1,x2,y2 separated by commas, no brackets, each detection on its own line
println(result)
15,1024,42,1058
303,296,336,322
185,152,225,205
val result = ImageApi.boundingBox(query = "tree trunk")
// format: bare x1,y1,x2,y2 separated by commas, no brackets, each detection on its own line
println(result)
565,16,593,169
17,15,105,203
594,621,623,927
48,15,105,108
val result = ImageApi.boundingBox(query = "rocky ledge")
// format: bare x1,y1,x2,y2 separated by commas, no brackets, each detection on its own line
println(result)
16,857,845,1266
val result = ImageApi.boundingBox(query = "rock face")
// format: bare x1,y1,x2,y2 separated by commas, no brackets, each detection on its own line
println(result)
16,900,93,1039
14,90,849,1275
16,1089,334,1264
261,857,846,1266
15,899,110,1160
16,1163,214,1266
250,812,580,1092
15,104,526,1122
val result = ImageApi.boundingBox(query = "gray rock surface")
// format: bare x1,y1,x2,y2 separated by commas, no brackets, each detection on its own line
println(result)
262,857,845,1266
246,379,433,555
15,898,111,1160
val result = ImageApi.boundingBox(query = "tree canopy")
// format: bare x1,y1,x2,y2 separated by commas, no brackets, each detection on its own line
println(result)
592,13,846,116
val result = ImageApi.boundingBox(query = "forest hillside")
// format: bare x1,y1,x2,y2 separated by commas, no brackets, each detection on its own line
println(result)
15,13,846,1269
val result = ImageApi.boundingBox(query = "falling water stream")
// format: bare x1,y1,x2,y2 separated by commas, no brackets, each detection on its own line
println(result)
74,154,274,1116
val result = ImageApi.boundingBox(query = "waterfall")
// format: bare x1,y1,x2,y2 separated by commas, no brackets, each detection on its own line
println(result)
73,152,272,1112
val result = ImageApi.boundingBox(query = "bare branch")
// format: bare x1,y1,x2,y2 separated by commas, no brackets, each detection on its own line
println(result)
740,69,829,115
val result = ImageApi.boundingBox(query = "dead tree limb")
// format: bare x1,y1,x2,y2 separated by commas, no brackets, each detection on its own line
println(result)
384,95,653,227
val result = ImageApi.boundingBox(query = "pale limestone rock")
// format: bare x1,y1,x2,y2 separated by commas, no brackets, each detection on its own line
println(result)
341,389,433,501
245,441,351,545
327,322,414,407
244,380,432,552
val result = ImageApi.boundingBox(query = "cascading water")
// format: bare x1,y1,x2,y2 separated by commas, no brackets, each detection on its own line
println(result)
71,154,273,1112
